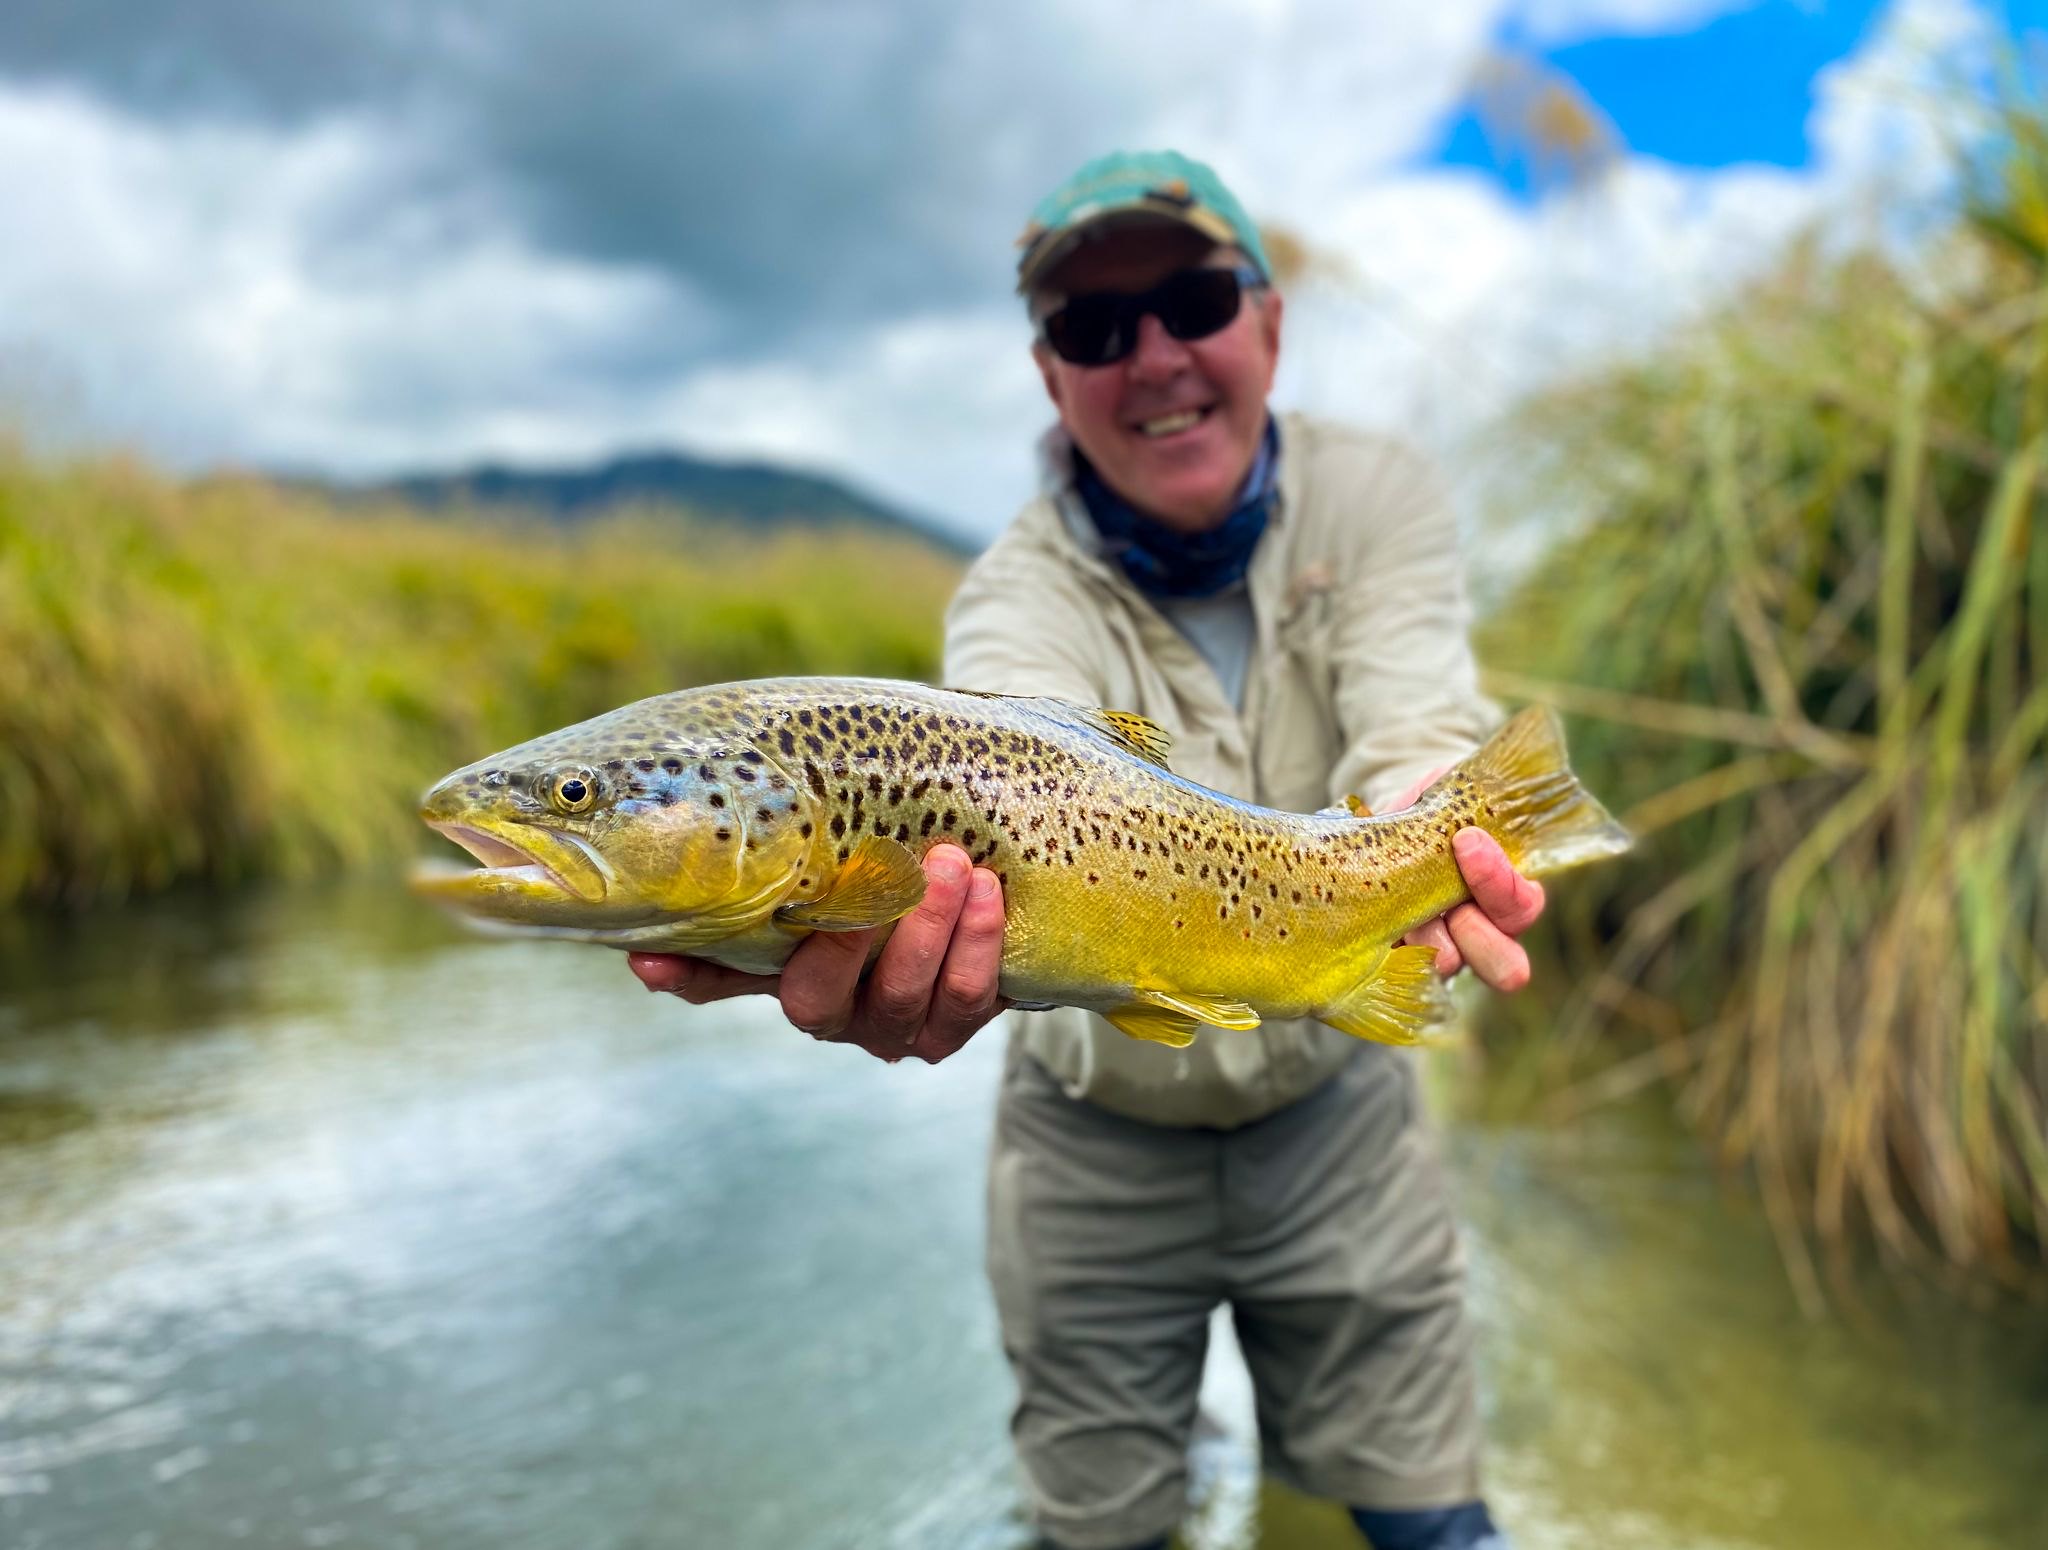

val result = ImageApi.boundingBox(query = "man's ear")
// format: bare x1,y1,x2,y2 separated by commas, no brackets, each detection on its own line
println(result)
1258,287,1284,372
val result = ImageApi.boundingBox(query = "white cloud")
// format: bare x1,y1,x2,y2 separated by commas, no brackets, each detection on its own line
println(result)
0,86,715,474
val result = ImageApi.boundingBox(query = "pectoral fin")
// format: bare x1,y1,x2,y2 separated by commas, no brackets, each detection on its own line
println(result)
774,836,927,930
1319,945,1457,1046
1103,989,1262,1048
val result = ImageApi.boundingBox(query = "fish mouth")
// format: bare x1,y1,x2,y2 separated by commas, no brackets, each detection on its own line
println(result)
413,818,611,906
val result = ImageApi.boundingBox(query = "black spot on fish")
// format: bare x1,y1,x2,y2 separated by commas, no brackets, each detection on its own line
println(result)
920,812,936,836
911,777,931,800
715,829,732,842
830,815,846,838
735,766,756,782
699,764,716,782
662,758,683,773
800,822,813,838
941,811,956,830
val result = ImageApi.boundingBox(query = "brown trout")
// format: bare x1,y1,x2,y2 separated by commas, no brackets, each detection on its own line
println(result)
413,677,1630,1046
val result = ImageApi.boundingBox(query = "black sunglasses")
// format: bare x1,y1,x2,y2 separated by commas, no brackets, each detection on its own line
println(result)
1039,264,1266,367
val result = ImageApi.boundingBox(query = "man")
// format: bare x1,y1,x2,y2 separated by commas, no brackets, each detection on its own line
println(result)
631,151,1543,1550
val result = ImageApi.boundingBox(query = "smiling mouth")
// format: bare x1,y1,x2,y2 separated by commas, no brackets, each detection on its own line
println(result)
1135,407,1210,438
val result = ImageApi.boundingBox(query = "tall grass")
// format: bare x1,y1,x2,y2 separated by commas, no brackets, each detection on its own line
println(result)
0,452,959,907
1477,145,2048,1303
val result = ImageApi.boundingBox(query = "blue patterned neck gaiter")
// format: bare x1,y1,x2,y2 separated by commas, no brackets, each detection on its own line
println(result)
1076,417,1279,599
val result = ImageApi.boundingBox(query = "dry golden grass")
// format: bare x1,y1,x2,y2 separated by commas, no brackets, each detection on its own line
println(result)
1475,144,2048,1302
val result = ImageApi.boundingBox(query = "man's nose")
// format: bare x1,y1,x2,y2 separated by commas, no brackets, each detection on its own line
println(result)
1126,312,1192,382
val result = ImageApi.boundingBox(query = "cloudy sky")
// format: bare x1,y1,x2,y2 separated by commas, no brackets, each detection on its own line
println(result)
0,0,2032,541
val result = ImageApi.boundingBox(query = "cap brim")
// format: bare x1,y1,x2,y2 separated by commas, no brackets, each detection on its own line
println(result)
1015,205,1239,293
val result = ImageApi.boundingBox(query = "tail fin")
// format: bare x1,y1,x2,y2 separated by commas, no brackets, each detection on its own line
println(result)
1448,706,1632,877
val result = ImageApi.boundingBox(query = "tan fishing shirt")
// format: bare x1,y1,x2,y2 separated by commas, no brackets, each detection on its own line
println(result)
944,412,1495,1129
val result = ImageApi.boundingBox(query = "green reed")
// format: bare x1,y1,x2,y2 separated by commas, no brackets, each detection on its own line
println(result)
0,455,959,907
1476,143,2048,1302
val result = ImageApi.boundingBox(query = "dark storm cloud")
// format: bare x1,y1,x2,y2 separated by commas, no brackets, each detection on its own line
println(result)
0,1,1128,355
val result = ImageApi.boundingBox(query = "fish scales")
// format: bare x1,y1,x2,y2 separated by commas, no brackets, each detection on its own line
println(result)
415,676,1631,1046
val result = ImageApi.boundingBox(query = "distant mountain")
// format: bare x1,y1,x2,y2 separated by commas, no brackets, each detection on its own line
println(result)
330,449,974,556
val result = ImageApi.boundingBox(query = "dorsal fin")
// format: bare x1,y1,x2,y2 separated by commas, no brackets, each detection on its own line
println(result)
1075,708,1174,769
950,688,1174,770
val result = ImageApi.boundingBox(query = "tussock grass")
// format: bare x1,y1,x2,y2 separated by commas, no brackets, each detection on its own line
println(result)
0,453,959,907
1477,150,2048,1301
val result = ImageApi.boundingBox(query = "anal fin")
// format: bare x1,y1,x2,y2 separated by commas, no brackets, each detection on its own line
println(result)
1133,988,1260,1030
1104,988,1262,1048
1105,1005,1199,1047
1319,945,1458,1046
774,835,927,930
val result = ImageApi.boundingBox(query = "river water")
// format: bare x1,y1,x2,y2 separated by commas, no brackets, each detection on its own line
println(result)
0,883,2042,1550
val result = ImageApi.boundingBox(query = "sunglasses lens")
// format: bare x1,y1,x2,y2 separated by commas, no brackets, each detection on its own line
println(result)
1157,268,1244,341
1044,294,1130,366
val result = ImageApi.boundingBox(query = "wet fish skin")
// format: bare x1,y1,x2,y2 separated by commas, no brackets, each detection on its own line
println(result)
414,677,1630,1046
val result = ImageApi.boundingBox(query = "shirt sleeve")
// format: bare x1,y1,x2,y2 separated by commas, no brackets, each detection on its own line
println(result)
943,549,1110,706
1323,443,1497,812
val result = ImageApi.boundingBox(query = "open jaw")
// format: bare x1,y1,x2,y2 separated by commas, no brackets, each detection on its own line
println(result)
416,819,611,905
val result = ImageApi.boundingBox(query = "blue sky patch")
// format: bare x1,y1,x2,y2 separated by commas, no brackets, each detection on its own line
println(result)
1430,0,2044,199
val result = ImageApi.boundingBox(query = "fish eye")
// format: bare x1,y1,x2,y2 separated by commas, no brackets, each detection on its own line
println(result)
544,767,599,814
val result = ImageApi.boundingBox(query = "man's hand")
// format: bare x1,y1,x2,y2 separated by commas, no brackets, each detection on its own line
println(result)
1386,767,1546,992
626,843,1009,1064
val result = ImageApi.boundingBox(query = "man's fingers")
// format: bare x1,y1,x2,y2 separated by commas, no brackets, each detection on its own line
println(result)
1401,916,1462,977
858,846,975,1043
628,952,778,1005
1446,902,1531,993
915,867,1008,1062
1452,829,1545,936
777,925,879,1039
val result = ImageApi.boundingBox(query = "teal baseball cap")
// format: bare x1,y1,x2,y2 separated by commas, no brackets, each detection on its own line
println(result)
1014,149,1272,294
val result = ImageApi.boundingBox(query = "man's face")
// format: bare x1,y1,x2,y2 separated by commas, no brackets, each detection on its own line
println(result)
1032,224,1283,533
